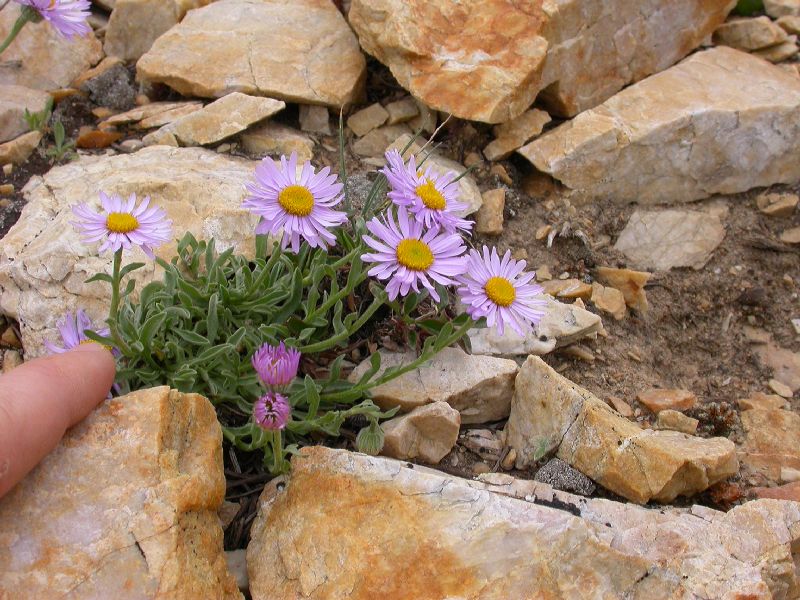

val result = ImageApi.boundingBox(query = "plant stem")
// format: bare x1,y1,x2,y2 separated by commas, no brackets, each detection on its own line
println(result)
108,249,123,348
0,10,30,56
272,430,283,473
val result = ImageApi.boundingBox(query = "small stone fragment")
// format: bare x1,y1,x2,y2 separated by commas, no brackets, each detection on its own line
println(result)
738,392,788,411
606,395,633,417
483,108,551,161
352,124,411,157
72,56,124,88
781,466,800,482
590,282,626,320
780,226,800,244
298,104,331,135
2,349,22,372
2,164,11,176
740,405,800,481
751,36,799,62
0,131,42,165
137,103,205,129
117,139,145,153
500,448,516,470
461,429,503,459
104,0,184,61
777,15,800,34
475,188,505,235
539,279,593,300
712,16,788,51
0,84,51,143
769,378,794,397
407,100,436,133
381,401,461,464
142,129,179,147
595,267,651,312
534,458,596,496
751,481,800,502
0,184,13,196
766,0,800,17
240,122,314,163
385,97,419,125
1,326,21,348
656,410,699,435
756,191,798,216
101,101,202,128
637,388,697,413
76,129,123,149
535,224,551,240
225,549,249,592
348,103,390,136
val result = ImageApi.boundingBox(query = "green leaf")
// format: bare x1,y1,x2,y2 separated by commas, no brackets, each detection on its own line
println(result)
304,375,321,419
84,273,114,284
119,262,146,279
174,329,210,346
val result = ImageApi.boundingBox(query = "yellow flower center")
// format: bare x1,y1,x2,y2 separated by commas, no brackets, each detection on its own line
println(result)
415,180,446,211
278,185,314,216
106,212,139,234
484,276,516,307
396,239,434,271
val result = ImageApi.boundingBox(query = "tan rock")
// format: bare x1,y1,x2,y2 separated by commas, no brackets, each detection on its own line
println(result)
381,401,460,463
540,278,592,300
0,131,42,166
614,209,726,271
740,407,800,481
777,15,800,34
72,56,125,89
137,102,205,129
738,392,789,411
248,447,798,598
752,36,800,62
349,0,732,122
756,191,798,216
595,266,651,312
752,481,800,502
407,100,436,133
766,0,800,16
347,102,389,136
0,6,102,90
475,188,504,235
769,378,794,397
468,295,602,356
298,104,331,135
656,409,699,435
483,108,551,161
100,101,202,128
1,348,22,372
0,147,261,356
137,0,366,108
713,16,788,50
348,346,518,424
780,226,800,244
521,48,800,204
240,122,314,163
755,340,800,392
637,388,697,413
0,85,50,143
0,387,241,598
387,133,482,215
142,128,179,147
606,395,633,417
384,96,419,125
104,0,202,60
352,124,411,157
506,357,736,503
590,282,626,320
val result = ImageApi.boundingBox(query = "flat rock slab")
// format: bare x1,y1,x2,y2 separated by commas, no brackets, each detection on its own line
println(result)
0,147,260,356
0,386,241,599
521,47,800,204
348,346,518,424
137,0,365,107
614,209,726,271
349,0,732,122
0,85,50,144
740,406,800,482
0,4,103,90
505,356,738,503
247,447,800,599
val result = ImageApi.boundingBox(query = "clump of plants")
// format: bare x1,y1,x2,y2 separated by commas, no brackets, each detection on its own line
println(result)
46,136,547,473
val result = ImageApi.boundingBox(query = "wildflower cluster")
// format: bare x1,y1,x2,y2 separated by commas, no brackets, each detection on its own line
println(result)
49,138,547,473
0,0,91,57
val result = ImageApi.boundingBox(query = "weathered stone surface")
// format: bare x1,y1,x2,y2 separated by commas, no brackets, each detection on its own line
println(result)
590,282,626,320
0,85,50,143
388,133,482,215
298,104,331,135
521,48,800,204
752,481,800,501
0,4,103,90
101,101,202,128
595,266,651,312
637,388,698,413
0,147,260,356
241,122,314,163
757,191,799,217
505,356,738,503
614,209,726,271
348,346,518,424
247,447,800,599
138,102,205,129
781,226,800,243
534,457,596,496
137,0,366,107
777,15,800,34
0,131,41,165
381,401,460,463
739,392,789,411
474,188,504,235
755,340,800,392
151,93,285,146
713,16,788,50
540,278,592,300
384,96,418,125
752,36,800,62
656,409,700,435
349,0,733,122
468,295,602,356
0,387,241,599
483,108,551,161
105,0,178,60
766,0,800,16
347,102,389,136
740,405,800,481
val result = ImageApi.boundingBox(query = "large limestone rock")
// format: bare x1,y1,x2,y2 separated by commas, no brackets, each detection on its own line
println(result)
137,0,366,108
348,346,518,424
0,4,103,90
105,0,196,60
520,47,800,204
0,146,260,356
0,85,50,143
348,0,734,122
506,356,739,503
0,387,241,599
247,447,800,599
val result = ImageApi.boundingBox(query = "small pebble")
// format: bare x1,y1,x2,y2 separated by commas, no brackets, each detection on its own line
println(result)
0,183,13,195
501,449,516,471
472,462,491,475
1,326,21,348
2,349,23,373
2,163,12,176
769,379,794,398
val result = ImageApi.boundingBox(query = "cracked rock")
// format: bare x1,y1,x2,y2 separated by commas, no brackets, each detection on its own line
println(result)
505,356,738,503
381,401,460,464
520,47,800,204
137,0,366,108
348,346,518,424
0,147,260,356
247,446,800,599
0,386,241,599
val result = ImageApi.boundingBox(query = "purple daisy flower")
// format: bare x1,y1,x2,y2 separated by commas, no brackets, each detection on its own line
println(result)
242,152,348,253
361,206,467,302
252,342,301,388
382,149,472,234
457,246,547,336
72,192,172,259
253,392,291,431
44,309,109,354
18,0,92,39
